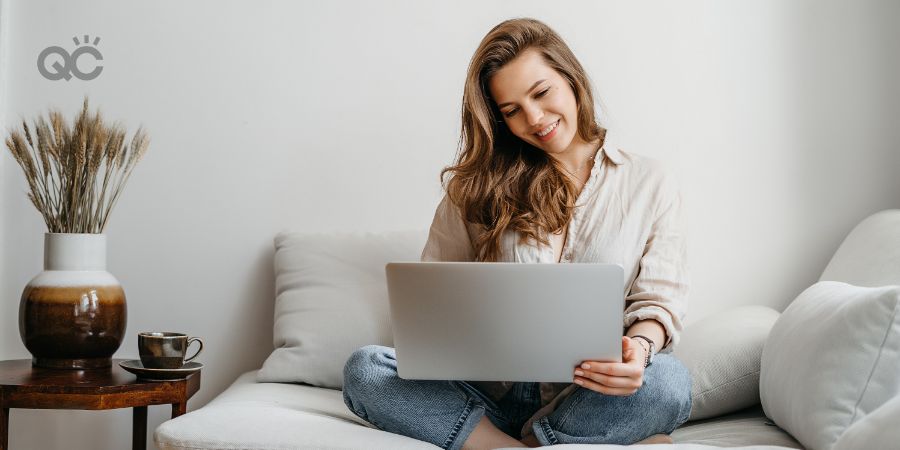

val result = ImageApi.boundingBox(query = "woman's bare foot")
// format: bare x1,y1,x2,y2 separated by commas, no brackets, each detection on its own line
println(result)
634,434,673,445
519,433,541,447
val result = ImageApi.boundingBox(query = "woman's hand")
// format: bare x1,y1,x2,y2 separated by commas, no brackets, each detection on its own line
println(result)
573,336,647,396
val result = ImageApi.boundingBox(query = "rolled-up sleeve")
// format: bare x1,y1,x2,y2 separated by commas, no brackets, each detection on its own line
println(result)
421,194,477,262
622,173,689,352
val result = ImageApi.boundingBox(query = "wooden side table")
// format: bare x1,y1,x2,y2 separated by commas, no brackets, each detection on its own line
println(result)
0,359,200,450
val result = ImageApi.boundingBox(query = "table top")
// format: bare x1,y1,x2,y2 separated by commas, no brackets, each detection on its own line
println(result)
0,359,200,407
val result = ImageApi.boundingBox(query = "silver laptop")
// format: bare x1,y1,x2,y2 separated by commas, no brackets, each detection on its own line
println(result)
385,262,625,382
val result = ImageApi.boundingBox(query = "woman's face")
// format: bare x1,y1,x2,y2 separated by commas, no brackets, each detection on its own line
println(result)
488,48,583,157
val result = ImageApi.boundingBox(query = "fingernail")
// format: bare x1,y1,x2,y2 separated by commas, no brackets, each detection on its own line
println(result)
581,363,590,369
574,370,583,376
574,379,584,385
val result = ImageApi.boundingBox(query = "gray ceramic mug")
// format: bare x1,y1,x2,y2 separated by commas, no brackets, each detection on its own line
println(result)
138,332,203,369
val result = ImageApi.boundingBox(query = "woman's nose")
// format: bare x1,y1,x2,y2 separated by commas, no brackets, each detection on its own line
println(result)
523,104,543,127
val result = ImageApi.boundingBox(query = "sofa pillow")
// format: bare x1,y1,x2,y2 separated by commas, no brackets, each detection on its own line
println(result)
833,393,900,450
760,281,900,450
674,305,780,421
257,230,427,389
819,209,900,287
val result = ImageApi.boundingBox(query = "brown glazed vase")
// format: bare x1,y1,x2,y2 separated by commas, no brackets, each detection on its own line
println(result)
19,233,127,369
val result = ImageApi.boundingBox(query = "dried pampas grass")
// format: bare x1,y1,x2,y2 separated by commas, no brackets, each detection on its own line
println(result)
5,98,150,233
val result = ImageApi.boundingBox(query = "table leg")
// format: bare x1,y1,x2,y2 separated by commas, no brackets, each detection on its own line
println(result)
172,402,187,418
132,406,147,450
1,407,8,450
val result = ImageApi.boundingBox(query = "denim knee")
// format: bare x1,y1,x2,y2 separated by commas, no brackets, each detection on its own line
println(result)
340,345,487,450
648,354,693,431
342,344,395,419
533,353,692,445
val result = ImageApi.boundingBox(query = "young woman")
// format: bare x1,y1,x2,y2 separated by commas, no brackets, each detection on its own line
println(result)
343,18,692,449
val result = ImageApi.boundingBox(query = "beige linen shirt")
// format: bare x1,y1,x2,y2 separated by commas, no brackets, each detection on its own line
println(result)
420,130,689,417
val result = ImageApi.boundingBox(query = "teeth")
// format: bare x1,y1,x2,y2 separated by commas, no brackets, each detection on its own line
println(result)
537,121,558,137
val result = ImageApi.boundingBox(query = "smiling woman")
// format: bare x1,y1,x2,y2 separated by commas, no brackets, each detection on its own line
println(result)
489,50,586,157
342,17,692,450
448,19,608,264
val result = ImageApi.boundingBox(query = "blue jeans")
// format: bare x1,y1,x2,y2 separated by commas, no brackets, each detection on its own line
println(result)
342,345,692,450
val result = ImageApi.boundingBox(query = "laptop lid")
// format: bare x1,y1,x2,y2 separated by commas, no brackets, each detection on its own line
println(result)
385,262,625,382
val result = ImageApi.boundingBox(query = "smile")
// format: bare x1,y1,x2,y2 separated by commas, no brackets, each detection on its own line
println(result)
536,120,559,141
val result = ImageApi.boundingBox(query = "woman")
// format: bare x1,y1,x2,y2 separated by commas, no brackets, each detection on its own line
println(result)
343,18,692,449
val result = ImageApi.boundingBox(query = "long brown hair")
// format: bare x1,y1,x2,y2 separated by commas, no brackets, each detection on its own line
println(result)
441,18,606,262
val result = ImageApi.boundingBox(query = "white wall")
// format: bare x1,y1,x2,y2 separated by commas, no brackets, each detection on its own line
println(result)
0,0,8,299
1,1,898,448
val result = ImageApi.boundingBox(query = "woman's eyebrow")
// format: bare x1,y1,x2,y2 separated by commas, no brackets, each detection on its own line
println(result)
497,79,547,108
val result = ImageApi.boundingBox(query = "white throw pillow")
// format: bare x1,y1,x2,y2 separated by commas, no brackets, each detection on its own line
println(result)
760,281,900,450
257,230,427,389
674,305,780,421
819,209,900,287
833,393,900,450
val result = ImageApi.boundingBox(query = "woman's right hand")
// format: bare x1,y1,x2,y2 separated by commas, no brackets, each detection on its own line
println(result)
573,336,646,396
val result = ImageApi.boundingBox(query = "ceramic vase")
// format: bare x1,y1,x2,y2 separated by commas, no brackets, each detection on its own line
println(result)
19,233,127,369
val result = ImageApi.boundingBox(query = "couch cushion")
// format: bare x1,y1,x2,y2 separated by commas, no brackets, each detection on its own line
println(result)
257,230,427,389
819,209,900,286
760,281,900,450
674,305,779,421
501,446,791,450
156,371,438,450
833,393,900,449
672,406,800,448
157,372,799,450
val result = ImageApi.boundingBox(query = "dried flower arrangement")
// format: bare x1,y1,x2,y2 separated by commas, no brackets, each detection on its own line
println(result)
5,98,150,233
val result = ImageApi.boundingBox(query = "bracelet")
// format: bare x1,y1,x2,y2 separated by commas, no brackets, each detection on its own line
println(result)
631,336,650,354
630,335,656,367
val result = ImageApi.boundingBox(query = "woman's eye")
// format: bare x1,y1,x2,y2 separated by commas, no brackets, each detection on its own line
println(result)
536,88,550,98
503,108,519,118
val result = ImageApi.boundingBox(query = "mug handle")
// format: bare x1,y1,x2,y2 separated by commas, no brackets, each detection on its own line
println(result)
185,337,204,363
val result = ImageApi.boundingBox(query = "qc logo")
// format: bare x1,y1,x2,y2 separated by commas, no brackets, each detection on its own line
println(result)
38,35,104,81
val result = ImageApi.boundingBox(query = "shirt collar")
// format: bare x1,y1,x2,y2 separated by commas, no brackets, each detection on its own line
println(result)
597,129,625,165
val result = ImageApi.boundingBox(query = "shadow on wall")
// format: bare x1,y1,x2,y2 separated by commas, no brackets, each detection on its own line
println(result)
0,164,41,358
224,241,277,381
784,1,900,286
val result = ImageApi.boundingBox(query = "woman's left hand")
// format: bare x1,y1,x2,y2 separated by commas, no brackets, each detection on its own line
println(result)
573,336,647,396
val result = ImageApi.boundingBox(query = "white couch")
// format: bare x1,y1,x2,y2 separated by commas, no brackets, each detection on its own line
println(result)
155,210,900,450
